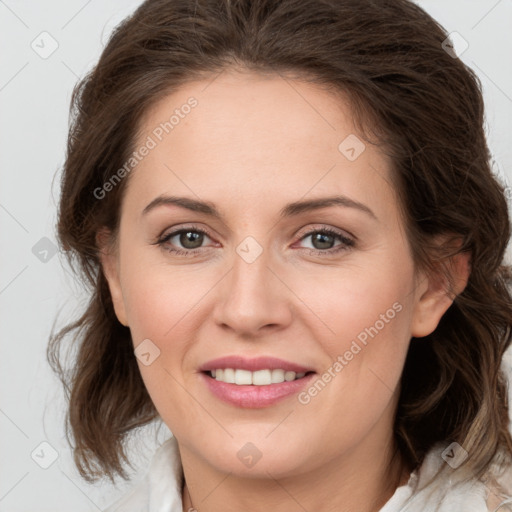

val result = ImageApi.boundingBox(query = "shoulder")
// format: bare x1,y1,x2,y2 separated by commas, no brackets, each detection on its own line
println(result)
103,436,184,512
381,443,512,512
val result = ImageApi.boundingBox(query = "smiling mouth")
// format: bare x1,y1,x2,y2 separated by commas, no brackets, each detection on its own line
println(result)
203,368,316,385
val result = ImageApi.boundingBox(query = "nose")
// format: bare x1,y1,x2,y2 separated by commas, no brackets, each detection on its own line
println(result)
212,242,293,337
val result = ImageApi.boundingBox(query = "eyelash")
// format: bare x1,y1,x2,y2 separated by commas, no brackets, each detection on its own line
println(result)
154,224,355,257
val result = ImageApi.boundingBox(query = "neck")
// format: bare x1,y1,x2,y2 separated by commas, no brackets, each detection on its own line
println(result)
180,436,410,512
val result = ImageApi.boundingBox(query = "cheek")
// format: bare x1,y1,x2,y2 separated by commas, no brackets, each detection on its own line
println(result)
120,257,213,343
119,266,213,422
295,256,414,354
290,251,416,416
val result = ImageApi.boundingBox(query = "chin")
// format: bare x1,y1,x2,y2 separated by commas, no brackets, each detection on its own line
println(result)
195,435,315,478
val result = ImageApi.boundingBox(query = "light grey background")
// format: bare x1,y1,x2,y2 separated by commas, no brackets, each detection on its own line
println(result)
1,1,511,510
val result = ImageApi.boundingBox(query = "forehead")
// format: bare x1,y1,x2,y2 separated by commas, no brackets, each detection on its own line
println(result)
137,69,359,153
125,69,396,221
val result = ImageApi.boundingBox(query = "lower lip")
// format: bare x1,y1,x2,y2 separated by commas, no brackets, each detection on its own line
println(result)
200,372,316,408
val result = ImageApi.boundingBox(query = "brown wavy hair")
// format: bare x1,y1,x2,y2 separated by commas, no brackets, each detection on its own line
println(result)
48,0,512,490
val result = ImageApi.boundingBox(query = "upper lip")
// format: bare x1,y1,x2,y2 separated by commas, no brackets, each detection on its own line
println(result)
200,356,315,373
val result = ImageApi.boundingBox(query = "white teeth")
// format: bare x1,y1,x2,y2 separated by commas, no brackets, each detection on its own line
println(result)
271,369,285,383
252,369,272,385
210,368,309,385
223,368,235,383
235,369,252,385
284,371,296,382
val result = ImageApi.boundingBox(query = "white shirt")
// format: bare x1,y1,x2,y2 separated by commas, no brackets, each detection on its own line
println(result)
103,436,510,512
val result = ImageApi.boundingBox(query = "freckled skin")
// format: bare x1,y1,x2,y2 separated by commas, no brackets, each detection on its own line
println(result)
100,69,462,512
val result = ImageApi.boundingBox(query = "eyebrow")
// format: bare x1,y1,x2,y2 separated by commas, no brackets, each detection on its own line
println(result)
142,194,377,220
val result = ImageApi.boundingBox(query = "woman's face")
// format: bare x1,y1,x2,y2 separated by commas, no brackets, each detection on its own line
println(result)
101,69,448,479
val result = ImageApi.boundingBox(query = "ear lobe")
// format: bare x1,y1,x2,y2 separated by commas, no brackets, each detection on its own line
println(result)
96,228,129,327
411,250,471,338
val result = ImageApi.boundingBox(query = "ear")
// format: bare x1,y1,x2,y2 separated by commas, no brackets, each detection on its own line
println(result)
96,227,129,327
411,248,471,338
